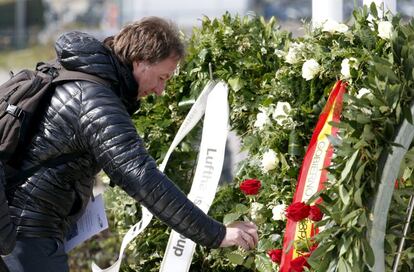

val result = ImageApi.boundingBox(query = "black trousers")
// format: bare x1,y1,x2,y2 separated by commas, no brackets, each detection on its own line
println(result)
2,237,69,272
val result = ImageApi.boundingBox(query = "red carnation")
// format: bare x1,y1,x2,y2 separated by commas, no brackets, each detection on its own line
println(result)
286,202,310,222
308,205,323,222
267,249,283,264
239,178,261,195
290,255,310,272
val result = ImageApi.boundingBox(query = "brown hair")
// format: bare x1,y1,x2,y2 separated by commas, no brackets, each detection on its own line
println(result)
105,17,185,67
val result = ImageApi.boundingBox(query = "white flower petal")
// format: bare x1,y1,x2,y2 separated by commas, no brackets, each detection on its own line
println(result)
322,19,349,33
302,59,321,81
378,21,393,40
341,58,351,78
250,202,264,220
272,204,287,221
262,149,278,172
254,111,270,130
285,42,304,64
356,88,371,98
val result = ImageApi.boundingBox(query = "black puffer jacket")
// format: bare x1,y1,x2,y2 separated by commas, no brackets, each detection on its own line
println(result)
7,31,226,248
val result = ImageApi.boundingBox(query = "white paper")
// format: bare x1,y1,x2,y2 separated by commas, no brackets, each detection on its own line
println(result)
64,194,108,252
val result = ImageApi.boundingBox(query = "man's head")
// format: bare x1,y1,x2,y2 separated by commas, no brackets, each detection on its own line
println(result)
110,17,185,98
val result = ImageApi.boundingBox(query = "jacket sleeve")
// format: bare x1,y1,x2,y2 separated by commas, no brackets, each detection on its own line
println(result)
79,83,226,248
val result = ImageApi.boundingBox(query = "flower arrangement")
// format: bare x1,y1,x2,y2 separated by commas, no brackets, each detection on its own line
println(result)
97,5,414,272
205,5,414,271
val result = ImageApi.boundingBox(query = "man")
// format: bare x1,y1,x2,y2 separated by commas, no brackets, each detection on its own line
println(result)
1,17,258,271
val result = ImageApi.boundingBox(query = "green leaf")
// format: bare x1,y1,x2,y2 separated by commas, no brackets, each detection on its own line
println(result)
362,125,375,141
309,244,335,263
362,239,375,267
354,186,365,207
244,255,255,269
223,212,241,225
257,239,274,252
403,106,414,125
198,48,209,62
339,236,353,257
341,209,361,225
354,162,367,188
374,64,399,83
320,193,334,204
412,67,414,81
225,250,245,265
255,254,273,272
340,151,359,182
338,257,353,272
339,185,350,206
369,2,378,17
228,77,244,92
234,204,250,214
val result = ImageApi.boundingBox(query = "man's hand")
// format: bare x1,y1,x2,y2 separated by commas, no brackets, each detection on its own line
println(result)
220,221,258,250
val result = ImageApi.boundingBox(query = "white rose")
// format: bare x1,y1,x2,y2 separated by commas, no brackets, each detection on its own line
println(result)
336,23,349,33
261,149,278,172
250,202,264,220
378,21,393,40
270,234,281,242
274,49,285,58
285,48,299,64
254,108,271,130
341,59,351,79
272,203,286,221
322,19,349,33
302,59,321,81
273,102,291,118
356,88,372,99
272,102,292,126
341,58,358,79
285,42,303,64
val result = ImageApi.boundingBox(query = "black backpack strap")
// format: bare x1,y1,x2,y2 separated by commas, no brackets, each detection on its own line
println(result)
36,60,111,88
54,69,111,88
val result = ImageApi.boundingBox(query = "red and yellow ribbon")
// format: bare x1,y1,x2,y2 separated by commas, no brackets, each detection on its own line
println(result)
280,81,347,271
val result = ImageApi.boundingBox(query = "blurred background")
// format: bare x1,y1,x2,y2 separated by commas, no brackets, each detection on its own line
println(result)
0,0,413,80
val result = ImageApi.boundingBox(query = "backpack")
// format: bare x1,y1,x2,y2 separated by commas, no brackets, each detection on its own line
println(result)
0,60,110,257
0,60,109,162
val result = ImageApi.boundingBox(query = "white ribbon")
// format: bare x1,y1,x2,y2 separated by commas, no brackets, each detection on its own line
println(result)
159,81,229,272
92,80,229,272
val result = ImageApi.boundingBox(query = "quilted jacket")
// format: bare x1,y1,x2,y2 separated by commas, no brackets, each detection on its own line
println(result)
4,31,226,249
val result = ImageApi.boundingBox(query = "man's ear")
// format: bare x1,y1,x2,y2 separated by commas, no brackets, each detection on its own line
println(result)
132,60,140,71
132,60,148,73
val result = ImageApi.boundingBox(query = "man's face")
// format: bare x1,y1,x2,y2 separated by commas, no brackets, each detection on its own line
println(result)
132,56,179,98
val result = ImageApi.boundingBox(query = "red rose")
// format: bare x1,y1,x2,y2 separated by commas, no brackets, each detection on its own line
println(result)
308,205,323,222
239,178,261,195
286,202,310,222
289,255,310,272
267,249,283,264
